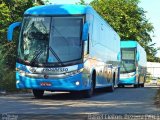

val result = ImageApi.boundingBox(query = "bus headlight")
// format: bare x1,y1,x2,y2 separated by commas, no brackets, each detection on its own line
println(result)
16,80,20,84
128,72,136,77
66,68,84,76
75,81,80,86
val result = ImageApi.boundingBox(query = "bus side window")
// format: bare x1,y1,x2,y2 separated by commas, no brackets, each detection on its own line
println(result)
84,34,89,55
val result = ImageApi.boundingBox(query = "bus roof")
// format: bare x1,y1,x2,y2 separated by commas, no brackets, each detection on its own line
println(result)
120,40,138,48
24,4,90,15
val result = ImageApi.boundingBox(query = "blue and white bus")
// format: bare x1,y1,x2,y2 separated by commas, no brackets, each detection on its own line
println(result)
7,4,120,98
118,41,147,88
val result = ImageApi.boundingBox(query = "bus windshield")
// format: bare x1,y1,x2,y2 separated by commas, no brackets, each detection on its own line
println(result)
18,16,83,66
120,48,136,73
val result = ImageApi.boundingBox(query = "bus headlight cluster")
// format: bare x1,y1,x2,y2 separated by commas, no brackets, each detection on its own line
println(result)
128,72,136,77
75,81,80,86
16,80,20,84
20,71,26,76
65,68,84,76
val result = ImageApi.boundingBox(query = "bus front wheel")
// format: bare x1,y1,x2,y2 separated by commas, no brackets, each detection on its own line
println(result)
134,84,139,88
83,71,96,98
32,89,44,99
83,80,94,98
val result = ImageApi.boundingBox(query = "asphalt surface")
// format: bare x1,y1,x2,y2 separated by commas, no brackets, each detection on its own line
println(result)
0,84,160,120
0,85,160,120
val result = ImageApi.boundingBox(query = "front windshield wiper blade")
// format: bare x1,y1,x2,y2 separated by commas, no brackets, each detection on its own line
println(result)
49,47,64,66
122,60,136,73
122,62,130,73
30,49,43,65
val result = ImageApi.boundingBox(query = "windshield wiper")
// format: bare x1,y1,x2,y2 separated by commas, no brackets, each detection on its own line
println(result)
122,61,136,73
122,62,130,73
49,47,64,66
30,49,43,65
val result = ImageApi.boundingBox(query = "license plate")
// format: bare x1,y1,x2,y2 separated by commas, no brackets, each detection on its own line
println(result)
40,82,52,86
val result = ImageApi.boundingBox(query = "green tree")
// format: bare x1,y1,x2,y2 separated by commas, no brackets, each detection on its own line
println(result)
0,0,34,69
0,0,45,68
76,0,87,5
90,0,158,61
0,0,44,91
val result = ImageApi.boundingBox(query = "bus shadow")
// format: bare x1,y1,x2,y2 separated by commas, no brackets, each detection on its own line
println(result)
32,88,112,100
31,85,159,100
117,84,160,89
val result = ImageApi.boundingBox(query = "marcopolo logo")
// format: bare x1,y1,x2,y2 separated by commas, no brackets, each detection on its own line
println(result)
43,67,68,72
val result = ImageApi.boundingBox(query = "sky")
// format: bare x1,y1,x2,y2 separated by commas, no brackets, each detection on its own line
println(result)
48,0,160,57
139,0,160,57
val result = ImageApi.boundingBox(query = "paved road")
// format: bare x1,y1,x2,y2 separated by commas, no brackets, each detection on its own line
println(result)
0,85,159,115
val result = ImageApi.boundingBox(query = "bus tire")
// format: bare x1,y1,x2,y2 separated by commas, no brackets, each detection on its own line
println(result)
83,71,96,98
134,84,138,88
107,83,114,92
108,73,116,92
141,77,145,87
83,80,94,98
118,84,121,88
118,84,124,88
32,89,44,99
134,77,140,88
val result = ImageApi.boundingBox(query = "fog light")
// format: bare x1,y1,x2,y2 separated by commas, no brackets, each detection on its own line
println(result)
16,80,20,84
75,81,80,86
20,72,25,76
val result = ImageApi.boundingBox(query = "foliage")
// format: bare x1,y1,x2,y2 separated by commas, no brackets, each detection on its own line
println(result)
35,0,45,5
76,0,87,5
0,0,44,92
89,0,158,62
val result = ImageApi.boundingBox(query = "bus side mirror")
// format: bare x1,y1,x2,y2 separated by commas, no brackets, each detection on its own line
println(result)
136,52,140,61
82,22,89,41
117,52,121,61
7,22,21,41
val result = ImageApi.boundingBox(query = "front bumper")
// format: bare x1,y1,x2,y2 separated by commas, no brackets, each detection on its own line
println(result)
119,76,136,85
16,72,90,91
